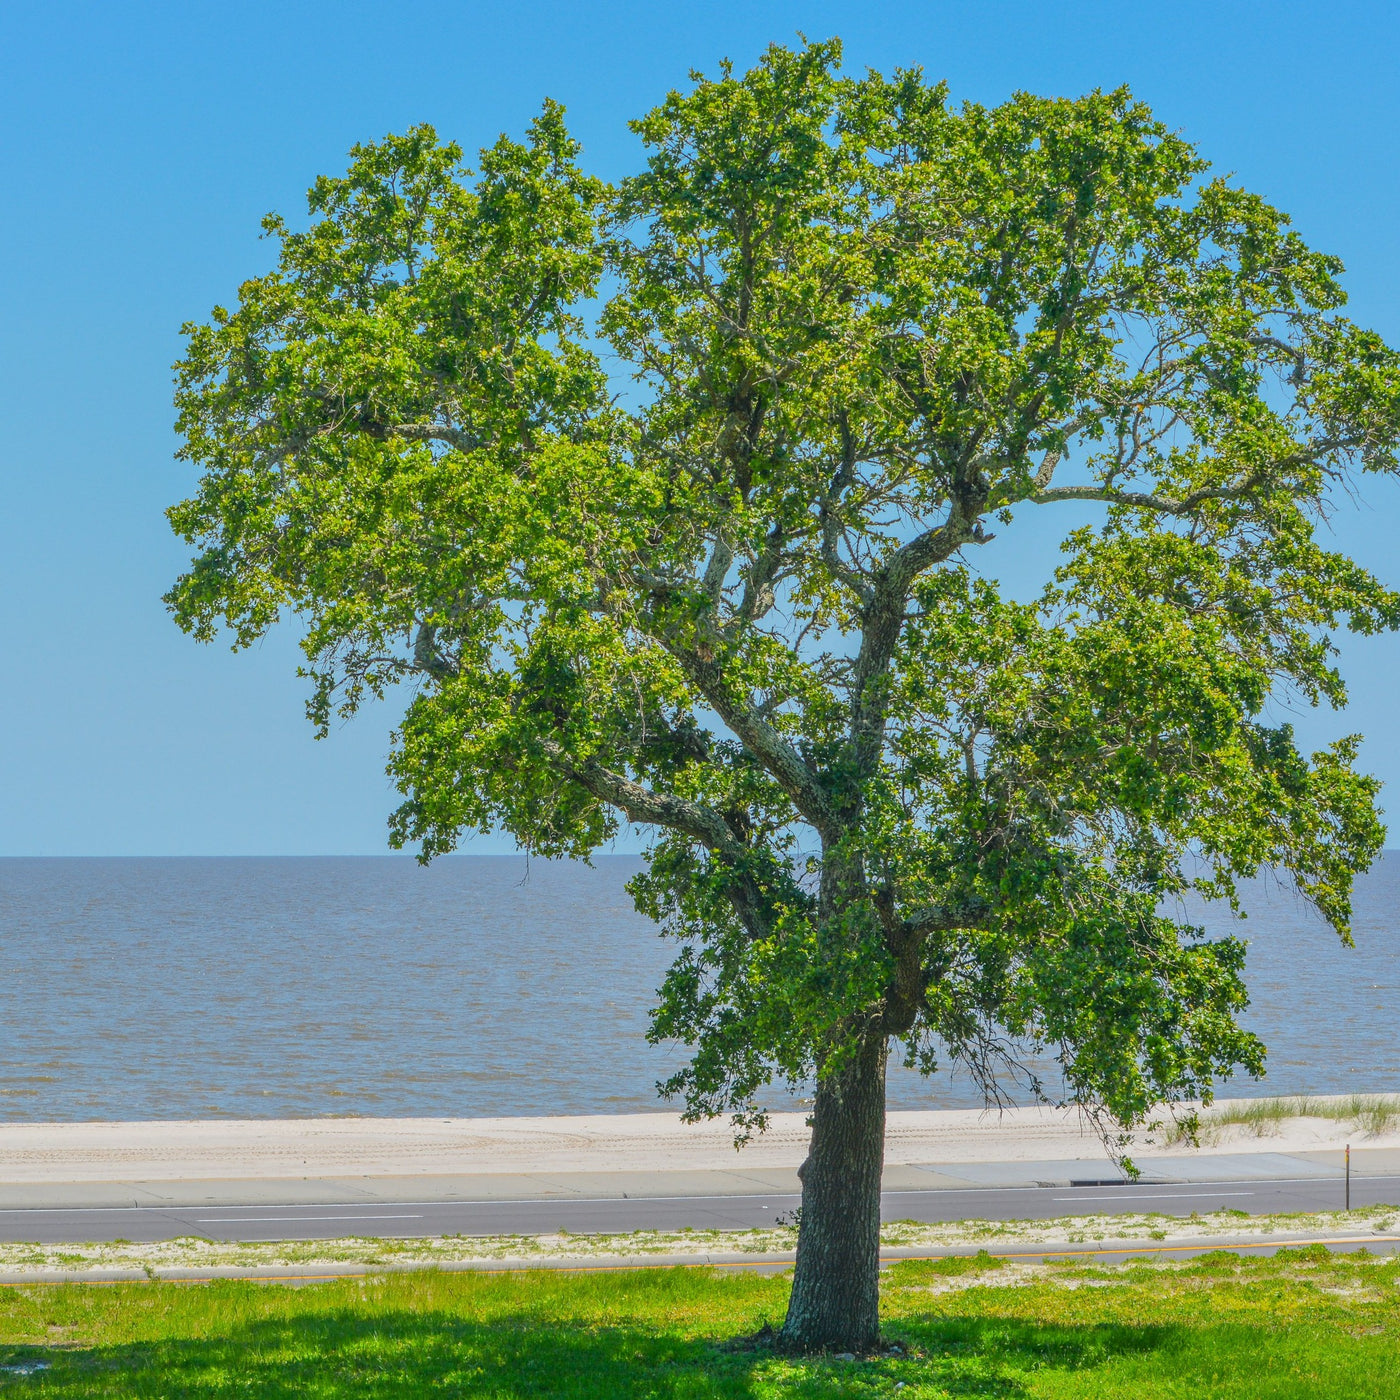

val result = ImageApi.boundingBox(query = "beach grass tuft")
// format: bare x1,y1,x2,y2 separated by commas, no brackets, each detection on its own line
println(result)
1,1247,1399,1395
1163,1094,1400,1145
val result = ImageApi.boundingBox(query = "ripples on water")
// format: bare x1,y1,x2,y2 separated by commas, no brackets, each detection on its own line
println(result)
0,855,1396,1121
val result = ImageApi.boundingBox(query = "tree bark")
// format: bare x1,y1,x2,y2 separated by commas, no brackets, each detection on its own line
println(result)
780,1034,888,1352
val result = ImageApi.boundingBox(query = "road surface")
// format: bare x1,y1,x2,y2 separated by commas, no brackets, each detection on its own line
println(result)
1,1171,1394,1245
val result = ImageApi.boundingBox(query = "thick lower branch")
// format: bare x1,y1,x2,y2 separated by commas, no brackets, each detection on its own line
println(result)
538,739,741,855
537,738,771,939
899,899,992,938
881,900,992,1034
637,598,839,838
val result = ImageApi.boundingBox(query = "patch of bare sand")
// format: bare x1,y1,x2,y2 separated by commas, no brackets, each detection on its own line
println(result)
0,1101,1395,1183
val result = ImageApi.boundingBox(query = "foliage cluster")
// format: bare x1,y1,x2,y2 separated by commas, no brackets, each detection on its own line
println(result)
167,39,1400,1137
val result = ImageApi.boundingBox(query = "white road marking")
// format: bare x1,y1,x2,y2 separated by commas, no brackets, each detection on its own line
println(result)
1053,1191,1256,1202
197,1214,425,1223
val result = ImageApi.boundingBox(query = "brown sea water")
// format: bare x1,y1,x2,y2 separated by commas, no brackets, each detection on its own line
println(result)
0,855,1396,1121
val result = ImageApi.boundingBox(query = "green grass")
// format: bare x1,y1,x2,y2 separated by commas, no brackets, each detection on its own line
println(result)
2,1247,1399,1396
1164,1093,1400,1144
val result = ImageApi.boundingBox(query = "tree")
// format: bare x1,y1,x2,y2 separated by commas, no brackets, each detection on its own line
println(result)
167,40,1400,1351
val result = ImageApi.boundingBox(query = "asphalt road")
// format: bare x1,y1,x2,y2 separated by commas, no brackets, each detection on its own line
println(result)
1,1174,1396,1245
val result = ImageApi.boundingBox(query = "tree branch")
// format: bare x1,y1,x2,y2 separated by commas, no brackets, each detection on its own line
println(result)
538,738,741,854
899,899,992,938
412,621,457,680
1031,436,1356,516
879,896,996,1034
385,423,479,452
537,738,771,939
1034,448,1062,491
635,578,840,836
702,531,734,605
1031,478,1263,515
674,641,840,836
1246,334,1307,386
735,526,788,624
817,414,875,607
844,482,992,796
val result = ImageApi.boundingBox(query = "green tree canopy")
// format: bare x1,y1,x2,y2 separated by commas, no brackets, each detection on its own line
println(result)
168,40,1400,1349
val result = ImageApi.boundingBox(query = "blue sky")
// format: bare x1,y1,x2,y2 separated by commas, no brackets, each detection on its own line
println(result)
2,0,1397,854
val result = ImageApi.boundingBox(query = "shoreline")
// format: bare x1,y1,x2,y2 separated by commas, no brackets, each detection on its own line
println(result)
1,1099,1397,1185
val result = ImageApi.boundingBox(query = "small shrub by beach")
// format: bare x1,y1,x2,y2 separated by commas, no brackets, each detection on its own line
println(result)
1,1248,1398,1396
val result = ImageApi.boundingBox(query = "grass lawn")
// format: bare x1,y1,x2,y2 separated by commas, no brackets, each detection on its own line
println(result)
1,1245,1398,1397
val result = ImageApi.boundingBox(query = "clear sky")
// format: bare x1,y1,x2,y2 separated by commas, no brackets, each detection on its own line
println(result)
2,0,1398,855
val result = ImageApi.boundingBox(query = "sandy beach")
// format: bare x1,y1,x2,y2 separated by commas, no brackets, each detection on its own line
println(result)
2,1102,1396,1185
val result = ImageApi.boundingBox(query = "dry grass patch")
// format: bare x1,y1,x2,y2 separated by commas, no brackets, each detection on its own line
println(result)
0,1205,1396,1281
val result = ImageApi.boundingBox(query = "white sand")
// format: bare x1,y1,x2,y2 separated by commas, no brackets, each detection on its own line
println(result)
0,1102,1394,1183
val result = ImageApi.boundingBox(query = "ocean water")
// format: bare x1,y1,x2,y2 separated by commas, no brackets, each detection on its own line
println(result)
0,855,1396,1121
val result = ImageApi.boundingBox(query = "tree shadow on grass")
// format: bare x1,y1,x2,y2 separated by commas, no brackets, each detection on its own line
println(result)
890,1309,1389,1398
1,1301,1286,1399
890,1313,1173,1395
4,1305,770,1399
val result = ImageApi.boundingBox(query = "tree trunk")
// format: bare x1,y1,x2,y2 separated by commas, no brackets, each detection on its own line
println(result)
780,1035,888,1352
